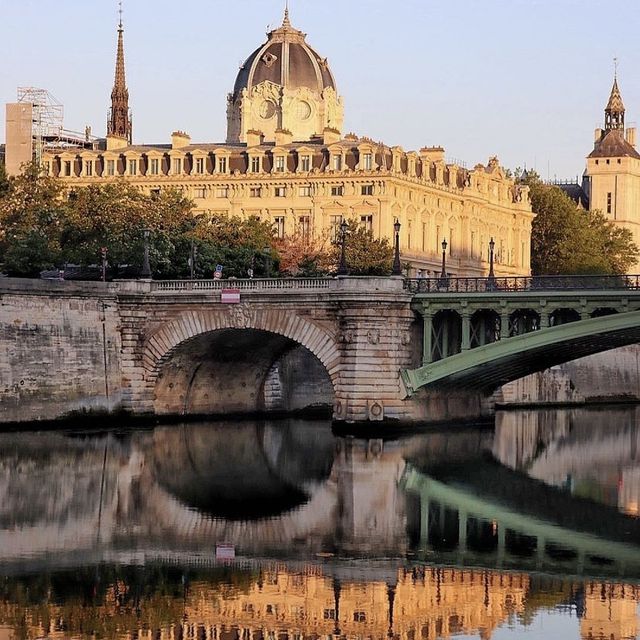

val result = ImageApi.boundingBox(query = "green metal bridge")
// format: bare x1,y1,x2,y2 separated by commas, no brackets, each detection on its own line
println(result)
401,274,640,395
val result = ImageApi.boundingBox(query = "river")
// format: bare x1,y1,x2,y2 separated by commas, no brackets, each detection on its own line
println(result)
0,406,639,639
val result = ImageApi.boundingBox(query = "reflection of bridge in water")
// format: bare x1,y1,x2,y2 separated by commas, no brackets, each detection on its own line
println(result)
1,412,640,580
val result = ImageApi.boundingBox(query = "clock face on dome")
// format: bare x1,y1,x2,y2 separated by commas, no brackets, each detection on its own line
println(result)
295,100,312,121
258,100,276,120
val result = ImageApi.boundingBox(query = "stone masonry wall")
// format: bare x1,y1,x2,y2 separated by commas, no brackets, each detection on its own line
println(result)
0,279,123,422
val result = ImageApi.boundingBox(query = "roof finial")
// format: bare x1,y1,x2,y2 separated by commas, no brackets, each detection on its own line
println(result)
614,56,618,79
118,0,123,30
283,0,291,27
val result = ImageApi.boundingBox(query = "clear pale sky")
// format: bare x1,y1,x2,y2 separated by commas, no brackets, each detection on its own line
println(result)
2,0,639,180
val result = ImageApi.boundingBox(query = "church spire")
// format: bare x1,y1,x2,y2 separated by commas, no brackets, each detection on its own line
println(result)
107,0,132,143
282,0,292,27
605,61,625,131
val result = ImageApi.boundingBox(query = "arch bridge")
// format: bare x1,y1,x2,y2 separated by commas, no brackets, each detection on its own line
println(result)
400,274,640,397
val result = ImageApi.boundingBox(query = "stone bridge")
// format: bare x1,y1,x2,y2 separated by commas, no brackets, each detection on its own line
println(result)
2,274,640,424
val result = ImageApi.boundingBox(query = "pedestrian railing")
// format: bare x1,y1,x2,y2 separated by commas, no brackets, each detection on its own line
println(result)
404,274,640,293
151,278,333,292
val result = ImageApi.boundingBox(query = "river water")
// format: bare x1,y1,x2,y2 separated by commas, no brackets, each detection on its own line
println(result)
1,406,639,640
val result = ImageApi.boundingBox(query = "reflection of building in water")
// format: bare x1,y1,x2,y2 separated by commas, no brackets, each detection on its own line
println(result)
1,567,639,640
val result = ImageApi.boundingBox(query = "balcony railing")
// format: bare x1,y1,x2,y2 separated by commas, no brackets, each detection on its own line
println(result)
404,274,640,293
151,278,333,292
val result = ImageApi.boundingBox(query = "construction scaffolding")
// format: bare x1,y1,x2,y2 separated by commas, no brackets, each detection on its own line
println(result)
17,87,64,165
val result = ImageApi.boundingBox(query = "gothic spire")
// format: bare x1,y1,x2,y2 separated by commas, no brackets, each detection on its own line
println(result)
605,64,625,131
107,1,132,142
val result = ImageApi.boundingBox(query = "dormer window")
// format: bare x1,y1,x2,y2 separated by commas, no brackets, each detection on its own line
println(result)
85,160,93,176
362,153,372,171
300,155,311,172
195,157,205,174
275,155,285,173
106,159,115,176
218,156,228,173
149,158,159,175
173,158,182,175
333,154,343,171
250,156,261,173
128,159,137,176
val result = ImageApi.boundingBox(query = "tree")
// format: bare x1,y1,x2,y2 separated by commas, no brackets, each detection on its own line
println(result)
520,172,638,275
332,220,394,276
0,162,67,276
274,229,333,276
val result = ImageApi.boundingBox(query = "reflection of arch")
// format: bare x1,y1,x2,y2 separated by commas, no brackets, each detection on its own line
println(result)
470,310,500,348
432,310,461,361
550,308,581,326
509,309,539,336
143,308,340,388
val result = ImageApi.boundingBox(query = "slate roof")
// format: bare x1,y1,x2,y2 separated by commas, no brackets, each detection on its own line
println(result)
588,129,640,160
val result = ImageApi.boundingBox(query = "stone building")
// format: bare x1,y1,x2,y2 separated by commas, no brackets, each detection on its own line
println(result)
7,9,533,277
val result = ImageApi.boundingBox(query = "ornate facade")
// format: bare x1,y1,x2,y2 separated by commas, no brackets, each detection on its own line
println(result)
33,9,533,277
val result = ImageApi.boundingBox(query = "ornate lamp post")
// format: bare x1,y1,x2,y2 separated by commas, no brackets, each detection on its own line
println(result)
336,219,349,276
440,238,448,279
391,219,402,276
141,228,152,279
488,236,496,289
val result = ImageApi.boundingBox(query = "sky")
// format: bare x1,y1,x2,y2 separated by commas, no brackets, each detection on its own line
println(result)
1,0,639,180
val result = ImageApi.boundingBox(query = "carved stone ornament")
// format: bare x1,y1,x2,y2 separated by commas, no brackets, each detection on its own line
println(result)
251,80,283,103
367,329,380,344
228,304,252,329
338,330,354,344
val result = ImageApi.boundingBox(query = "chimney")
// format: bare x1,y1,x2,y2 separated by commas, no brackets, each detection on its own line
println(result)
246,129,264,147
626,127,637,147
275,128,293,146
322,127,341,145
594,128,603,143
171,130,191,149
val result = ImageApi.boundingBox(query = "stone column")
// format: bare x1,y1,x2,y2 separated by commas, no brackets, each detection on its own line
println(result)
500,311,510,339
461,312,471,351
422,311,433,365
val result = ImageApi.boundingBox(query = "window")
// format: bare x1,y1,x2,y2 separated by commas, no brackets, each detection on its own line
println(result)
149,158,159,175
330,215,342,242
360,214,373,232
323,610,336,620
333,154,343,171
606,159,610,165
216,187,229,198
250,156,261,173
250,187,262,197
275,186,286,197
128,159,137,175
173,158,182,174
362,153,373,170
607,192,612,214
353,612,366,623
299,185,311,197
218,156,228,173
195,157,205,174
275,155,285,172
274,216,285,238
85,160,93,176
300,155,311,171
106,159,115,176
64,160,72,176
194,187,206,199
361,184,373,196
299,215,310,237
331,185,344,196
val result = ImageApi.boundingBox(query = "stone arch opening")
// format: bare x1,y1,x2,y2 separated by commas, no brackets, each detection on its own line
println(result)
152,328,335,416
591,307,618,318
509,309,540,336
470,309,500,348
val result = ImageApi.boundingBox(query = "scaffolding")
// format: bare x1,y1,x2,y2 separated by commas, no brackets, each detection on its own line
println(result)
17,87,64,165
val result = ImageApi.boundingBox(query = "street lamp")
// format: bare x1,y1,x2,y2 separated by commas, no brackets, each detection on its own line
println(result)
489,237,496,284
391,219,402,276
337,219,349,276
440,238,448,279
100,246,108,282
140,228,152,279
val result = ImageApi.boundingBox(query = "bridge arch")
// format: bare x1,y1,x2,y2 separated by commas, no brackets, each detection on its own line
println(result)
142,308,340,415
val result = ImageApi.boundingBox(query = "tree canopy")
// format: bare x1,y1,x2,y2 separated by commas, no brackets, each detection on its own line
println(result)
520,171,638,275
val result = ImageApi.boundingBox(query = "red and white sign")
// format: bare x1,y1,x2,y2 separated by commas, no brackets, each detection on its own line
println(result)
221,288,241,304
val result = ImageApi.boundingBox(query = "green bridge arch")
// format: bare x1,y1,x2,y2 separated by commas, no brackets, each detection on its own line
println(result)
401,309,640,395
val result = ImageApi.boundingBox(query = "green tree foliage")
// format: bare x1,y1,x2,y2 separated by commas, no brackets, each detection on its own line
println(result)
332,220,394,275
521,172,639,275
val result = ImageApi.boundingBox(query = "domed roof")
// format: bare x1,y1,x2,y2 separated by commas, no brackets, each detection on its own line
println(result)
232,9,337,101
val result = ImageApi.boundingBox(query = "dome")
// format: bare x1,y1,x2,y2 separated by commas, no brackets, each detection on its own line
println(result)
232,10,336,101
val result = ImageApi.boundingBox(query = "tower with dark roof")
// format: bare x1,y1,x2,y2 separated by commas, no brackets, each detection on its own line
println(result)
584,70,640,271
106,5,132,145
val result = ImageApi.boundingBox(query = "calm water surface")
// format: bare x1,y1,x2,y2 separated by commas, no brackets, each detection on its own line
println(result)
1,406,640,639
